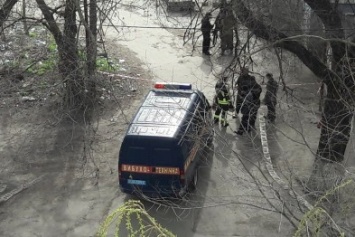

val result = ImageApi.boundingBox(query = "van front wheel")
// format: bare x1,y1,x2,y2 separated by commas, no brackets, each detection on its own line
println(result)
188,169,198,192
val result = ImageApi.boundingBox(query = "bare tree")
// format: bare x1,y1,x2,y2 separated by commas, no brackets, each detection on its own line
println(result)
35,0,87,111
176,0,355,235
213,0,355,184
1,0,100,113
0,0,18,28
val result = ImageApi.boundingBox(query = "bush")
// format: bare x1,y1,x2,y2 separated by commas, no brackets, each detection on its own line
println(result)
96,200,176,237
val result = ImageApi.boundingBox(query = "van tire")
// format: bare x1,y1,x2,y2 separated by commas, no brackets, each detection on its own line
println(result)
188,169,198,192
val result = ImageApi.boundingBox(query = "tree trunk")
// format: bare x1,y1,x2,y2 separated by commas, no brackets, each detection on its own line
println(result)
317,83,353,163
307,83,352,191
0,0,18,28
76,0,98,112
36,0,81,108
22,0,28,35
86,0,97,100
231,0,355,193
58,0,84,109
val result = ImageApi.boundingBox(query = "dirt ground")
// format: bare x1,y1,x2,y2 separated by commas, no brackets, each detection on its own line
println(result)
0,39,153,237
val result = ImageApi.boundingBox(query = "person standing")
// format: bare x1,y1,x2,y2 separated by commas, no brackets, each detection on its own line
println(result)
221,7,235,56
233,66,256,117
234,87,253,135
214,7,235,56
201,12,213,56
213,8,225,51
248,81,262,130
214,76,232,127
263,73,278,122
234,79,262,135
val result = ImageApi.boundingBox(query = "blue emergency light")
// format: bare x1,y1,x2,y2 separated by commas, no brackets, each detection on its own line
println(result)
154,82,192,90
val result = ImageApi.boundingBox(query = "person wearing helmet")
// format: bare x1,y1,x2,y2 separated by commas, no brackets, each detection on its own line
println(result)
214,76,232,127
201,12,214,56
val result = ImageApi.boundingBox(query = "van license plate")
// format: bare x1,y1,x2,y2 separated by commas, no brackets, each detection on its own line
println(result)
127,179,146,185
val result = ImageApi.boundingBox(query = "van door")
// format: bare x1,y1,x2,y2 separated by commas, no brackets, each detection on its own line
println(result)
118,137,184,196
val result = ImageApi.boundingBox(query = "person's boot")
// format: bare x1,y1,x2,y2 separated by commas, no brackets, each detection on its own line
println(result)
220,118,229,127
234,129,243,135
222,122,229,127
233,109,240,118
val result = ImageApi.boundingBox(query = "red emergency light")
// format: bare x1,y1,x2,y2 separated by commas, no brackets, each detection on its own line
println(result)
154,82,192,90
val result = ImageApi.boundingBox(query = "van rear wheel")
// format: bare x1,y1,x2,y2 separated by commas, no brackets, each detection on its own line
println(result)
188,169,198,192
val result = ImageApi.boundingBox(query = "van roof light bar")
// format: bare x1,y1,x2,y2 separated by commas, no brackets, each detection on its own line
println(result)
154,82,192,90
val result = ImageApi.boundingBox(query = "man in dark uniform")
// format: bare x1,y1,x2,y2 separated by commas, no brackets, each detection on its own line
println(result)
235,78,262,135
233,66,256,117
219,7,235,56
201,12,213,56
234,87,252,135
213,8,225,51
213,4,236,56
263,73,278,122
214,76,232,127
213,9,223,47
248,81,262,130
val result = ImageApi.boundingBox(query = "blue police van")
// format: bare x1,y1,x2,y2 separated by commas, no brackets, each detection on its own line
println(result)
118,82,213,197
